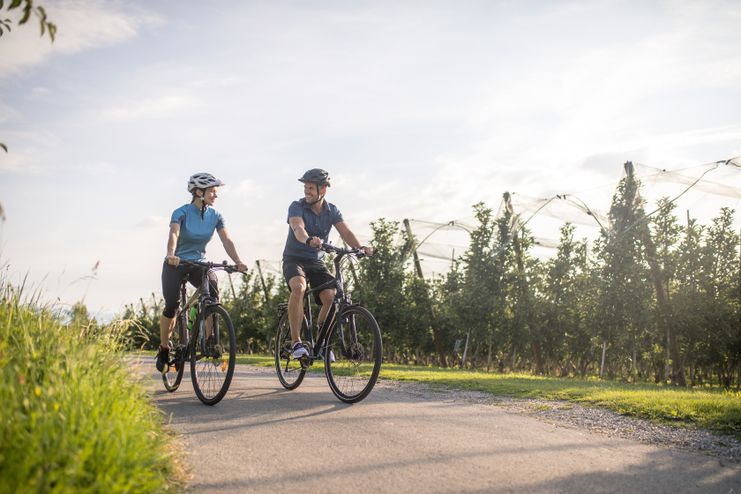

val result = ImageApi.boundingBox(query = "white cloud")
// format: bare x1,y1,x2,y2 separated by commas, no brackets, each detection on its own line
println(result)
97,93,202,121
3,0,741,314
0,0,158,79
0,102,20,124
0,148,40,173
230,179,259,197
136,216,167,229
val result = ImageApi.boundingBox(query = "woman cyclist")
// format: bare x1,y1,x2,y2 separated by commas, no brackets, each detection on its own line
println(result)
156,173,248,372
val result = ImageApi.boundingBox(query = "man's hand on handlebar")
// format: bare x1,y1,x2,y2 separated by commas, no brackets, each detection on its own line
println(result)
166,255,180,266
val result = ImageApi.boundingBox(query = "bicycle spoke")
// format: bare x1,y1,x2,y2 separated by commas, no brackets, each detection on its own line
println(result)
325,306,382,403
162,312,186,392
274,312,306,389
191,305,235,405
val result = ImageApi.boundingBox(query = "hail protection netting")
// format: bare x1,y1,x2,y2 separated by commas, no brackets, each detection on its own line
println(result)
407,219,474,278
404,158,741,278
255,158,741,280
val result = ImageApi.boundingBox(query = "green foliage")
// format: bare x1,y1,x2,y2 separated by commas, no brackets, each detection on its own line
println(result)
0,283,180,493
356,219,411,355
0,0,56,41
121,293,162,350
126,172,740,387
223,269,287,353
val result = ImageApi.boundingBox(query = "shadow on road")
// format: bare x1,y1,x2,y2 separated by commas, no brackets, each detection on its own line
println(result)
132,359,740,493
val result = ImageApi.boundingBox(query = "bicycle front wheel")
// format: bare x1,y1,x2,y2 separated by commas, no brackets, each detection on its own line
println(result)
190,305,236,405
274,311,306,390
162,313,186,392
325,305,382,403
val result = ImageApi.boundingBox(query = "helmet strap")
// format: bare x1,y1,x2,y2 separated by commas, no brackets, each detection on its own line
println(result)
306,183,326,206
192,190,207,218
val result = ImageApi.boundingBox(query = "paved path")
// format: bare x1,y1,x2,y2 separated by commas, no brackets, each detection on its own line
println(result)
132,357,740,493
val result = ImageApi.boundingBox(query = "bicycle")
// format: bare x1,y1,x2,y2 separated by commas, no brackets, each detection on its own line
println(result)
161,260,238,405
274,243,383,403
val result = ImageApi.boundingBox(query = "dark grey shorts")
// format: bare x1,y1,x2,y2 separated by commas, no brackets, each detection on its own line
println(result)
282,257,335,305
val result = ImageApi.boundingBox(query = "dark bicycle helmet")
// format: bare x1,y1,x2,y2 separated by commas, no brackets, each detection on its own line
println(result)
187,173,224,193
298,168,331,187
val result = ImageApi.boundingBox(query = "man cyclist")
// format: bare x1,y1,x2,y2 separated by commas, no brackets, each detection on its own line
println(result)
156,173,248,372
282,168,373,358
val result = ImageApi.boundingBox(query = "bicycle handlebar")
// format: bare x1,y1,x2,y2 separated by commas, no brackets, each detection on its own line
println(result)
321,243,366,258
178,259,243,274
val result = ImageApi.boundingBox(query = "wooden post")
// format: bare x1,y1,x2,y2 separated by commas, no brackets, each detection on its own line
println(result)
403,219,425,279
461,331,470,368
255,260,270,305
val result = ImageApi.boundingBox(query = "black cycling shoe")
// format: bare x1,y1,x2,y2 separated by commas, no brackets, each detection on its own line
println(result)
155,346,170,373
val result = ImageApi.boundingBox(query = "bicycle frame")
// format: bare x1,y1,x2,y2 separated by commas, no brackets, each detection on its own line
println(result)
295,246,362,365
175,262,227,358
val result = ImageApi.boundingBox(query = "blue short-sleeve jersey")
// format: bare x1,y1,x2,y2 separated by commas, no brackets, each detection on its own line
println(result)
170,203,225,261
282,199,343,260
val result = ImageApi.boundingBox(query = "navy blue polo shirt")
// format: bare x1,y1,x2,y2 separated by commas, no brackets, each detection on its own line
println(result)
282,198,343,260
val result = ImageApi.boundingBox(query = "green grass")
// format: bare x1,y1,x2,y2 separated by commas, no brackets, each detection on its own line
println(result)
241,353,741,435
380,365,741,435
0,286,183,493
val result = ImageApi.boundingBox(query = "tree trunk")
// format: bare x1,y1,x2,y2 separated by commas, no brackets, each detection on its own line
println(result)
531,340,545,375
624,162,686,386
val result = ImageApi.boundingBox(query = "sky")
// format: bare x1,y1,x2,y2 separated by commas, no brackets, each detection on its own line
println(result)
1,0,740,320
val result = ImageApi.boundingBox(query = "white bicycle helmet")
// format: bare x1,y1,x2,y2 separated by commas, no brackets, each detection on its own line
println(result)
187,173,224,193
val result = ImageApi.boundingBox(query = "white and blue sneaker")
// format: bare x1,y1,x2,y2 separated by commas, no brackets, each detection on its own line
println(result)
291,342,309,359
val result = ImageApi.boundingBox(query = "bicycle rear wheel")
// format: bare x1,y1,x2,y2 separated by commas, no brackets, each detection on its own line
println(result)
325,305,382,403
162,312,186,392
190,305,236,405
274,311,307,390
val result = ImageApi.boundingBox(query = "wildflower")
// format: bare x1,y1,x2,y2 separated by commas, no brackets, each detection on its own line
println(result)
34,386,41,397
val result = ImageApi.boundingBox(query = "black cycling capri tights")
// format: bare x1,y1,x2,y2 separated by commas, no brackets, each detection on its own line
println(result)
161,262,218,318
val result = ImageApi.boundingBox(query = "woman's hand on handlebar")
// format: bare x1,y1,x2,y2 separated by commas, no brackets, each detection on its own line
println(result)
166,255,180,266
360,246,374,257
236,261,248,273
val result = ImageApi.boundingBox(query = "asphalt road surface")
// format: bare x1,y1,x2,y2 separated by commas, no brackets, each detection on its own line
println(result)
131,357,740,493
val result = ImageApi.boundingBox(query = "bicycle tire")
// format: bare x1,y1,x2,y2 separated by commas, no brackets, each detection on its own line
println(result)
274,311,307,390
162,312,186,392
190,305,236,405
325,305,382,403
